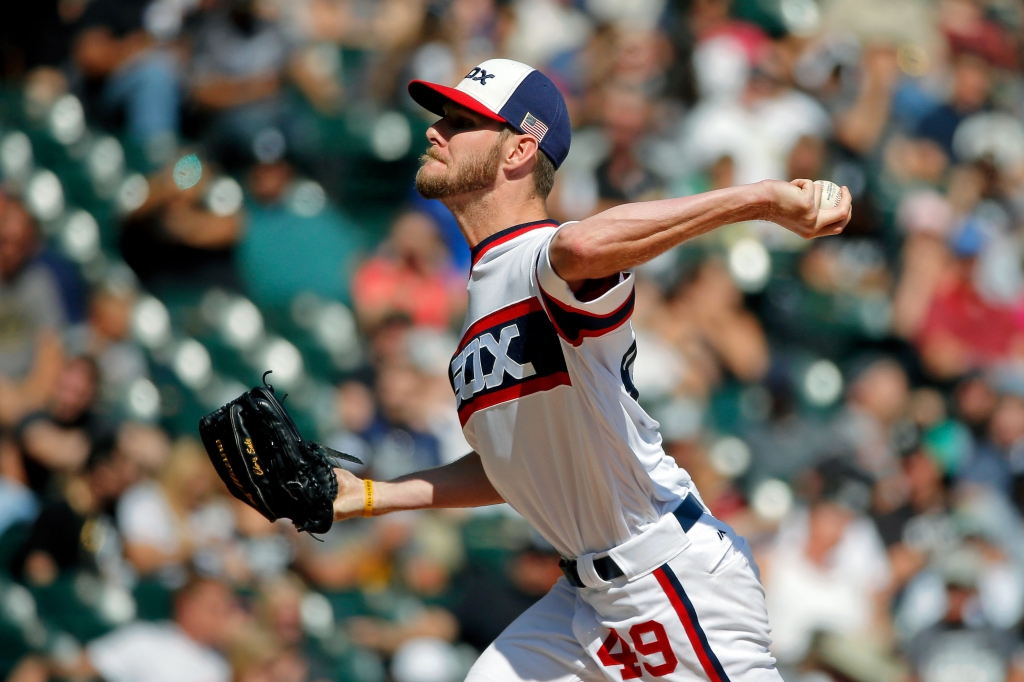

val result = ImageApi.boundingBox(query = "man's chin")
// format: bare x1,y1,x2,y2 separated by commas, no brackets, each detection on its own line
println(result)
415,168,453,200
415,181,447,201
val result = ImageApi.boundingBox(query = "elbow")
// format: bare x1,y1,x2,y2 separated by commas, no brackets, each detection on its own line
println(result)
550,229,602,282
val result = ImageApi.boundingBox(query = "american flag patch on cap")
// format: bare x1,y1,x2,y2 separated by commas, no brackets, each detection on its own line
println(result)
520,113,549,142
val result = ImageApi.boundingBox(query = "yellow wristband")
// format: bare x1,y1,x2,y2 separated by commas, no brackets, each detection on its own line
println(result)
363,479,374,518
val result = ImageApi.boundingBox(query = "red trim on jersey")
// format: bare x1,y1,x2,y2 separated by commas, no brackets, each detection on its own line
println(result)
457,298,544,351
654,566,731,682
471,220,559,267
540,278,634,319
569,314,632,345
538,285,635,346
539,296,570,344
458,371,572,426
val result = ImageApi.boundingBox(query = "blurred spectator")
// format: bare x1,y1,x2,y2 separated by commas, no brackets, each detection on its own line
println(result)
406,194,471,274
352,211,466,331
912,232,1024,379
119,158,244,292
219,500,296,586
86,278,149,403
763,459,892,666
256,574,326,657
668,259,769,388
955,373,998,439
13,356,114,498
665,434,751,526
831,358,910,476
238,158,366,307
118,438,229,584
0,199,66,426
74,577,242,682
11,442,137,586
632,258,769,400
959,380,1024,497
915,51,992,162
293,511,406,593
627,274,691,402
450,534,563,652
229,624,316,682
72,0,180,164
346,515,460,656
873,442,955,588
187,0,316,169
682,41,831,186
829,44,901,156
592,85,661,212
361,361,444,480
906,544,1024,682
892,190,956,340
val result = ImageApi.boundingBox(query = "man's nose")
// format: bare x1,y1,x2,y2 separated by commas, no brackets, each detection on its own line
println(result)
425,123,446,148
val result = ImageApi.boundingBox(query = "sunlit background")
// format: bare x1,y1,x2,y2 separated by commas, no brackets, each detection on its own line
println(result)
1,0,1024,681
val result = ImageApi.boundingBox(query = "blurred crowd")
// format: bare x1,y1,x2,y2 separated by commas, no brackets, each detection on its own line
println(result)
2,0,1024,681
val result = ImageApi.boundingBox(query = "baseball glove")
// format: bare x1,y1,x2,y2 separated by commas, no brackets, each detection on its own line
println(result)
198,371,361,535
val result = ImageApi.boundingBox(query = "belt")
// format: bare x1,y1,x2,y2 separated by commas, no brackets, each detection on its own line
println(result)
559,494,705,589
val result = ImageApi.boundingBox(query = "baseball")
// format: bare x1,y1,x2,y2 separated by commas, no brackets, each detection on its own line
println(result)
814,180,841,209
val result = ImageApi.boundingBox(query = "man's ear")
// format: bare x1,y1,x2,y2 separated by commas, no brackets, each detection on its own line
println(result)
506,134,540,180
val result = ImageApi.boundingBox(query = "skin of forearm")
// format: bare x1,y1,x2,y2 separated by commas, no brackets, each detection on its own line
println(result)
375,452,503,512
551,183,771,282
335,453,503,520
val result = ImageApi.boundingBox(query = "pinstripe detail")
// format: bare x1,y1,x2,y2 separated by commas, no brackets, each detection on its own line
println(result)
654,565,731,682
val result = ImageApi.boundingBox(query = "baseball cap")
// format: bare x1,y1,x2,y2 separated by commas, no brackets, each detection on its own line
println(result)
408,59,571,169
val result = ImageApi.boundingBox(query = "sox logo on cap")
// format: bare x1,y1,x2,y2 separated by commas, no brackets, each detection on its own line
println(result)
466,67,497,85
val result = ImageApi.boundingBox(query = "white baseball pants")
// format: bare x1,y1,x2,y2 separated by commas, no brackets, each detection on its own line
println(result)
465,511,782,682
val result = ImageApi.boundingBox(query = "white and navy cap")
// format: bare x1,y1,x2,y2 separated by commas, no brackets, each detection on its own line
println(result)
409,59,571,170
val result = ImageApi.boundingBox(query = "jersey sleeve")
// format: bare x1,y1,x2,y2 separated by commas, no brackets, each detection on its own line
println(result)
535,225,635,346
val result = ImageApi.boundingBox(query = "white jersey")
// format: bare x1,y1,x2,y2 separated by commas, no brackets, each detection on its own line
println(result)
450,220,693,558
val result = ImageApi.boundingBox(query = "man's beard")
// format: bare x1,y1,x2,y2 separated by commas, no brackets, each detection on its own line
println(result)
415,138,503,200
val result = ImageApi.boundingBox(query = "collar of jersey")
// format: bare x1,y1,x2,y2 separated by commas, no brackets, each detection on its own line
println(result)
470,219,559,268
